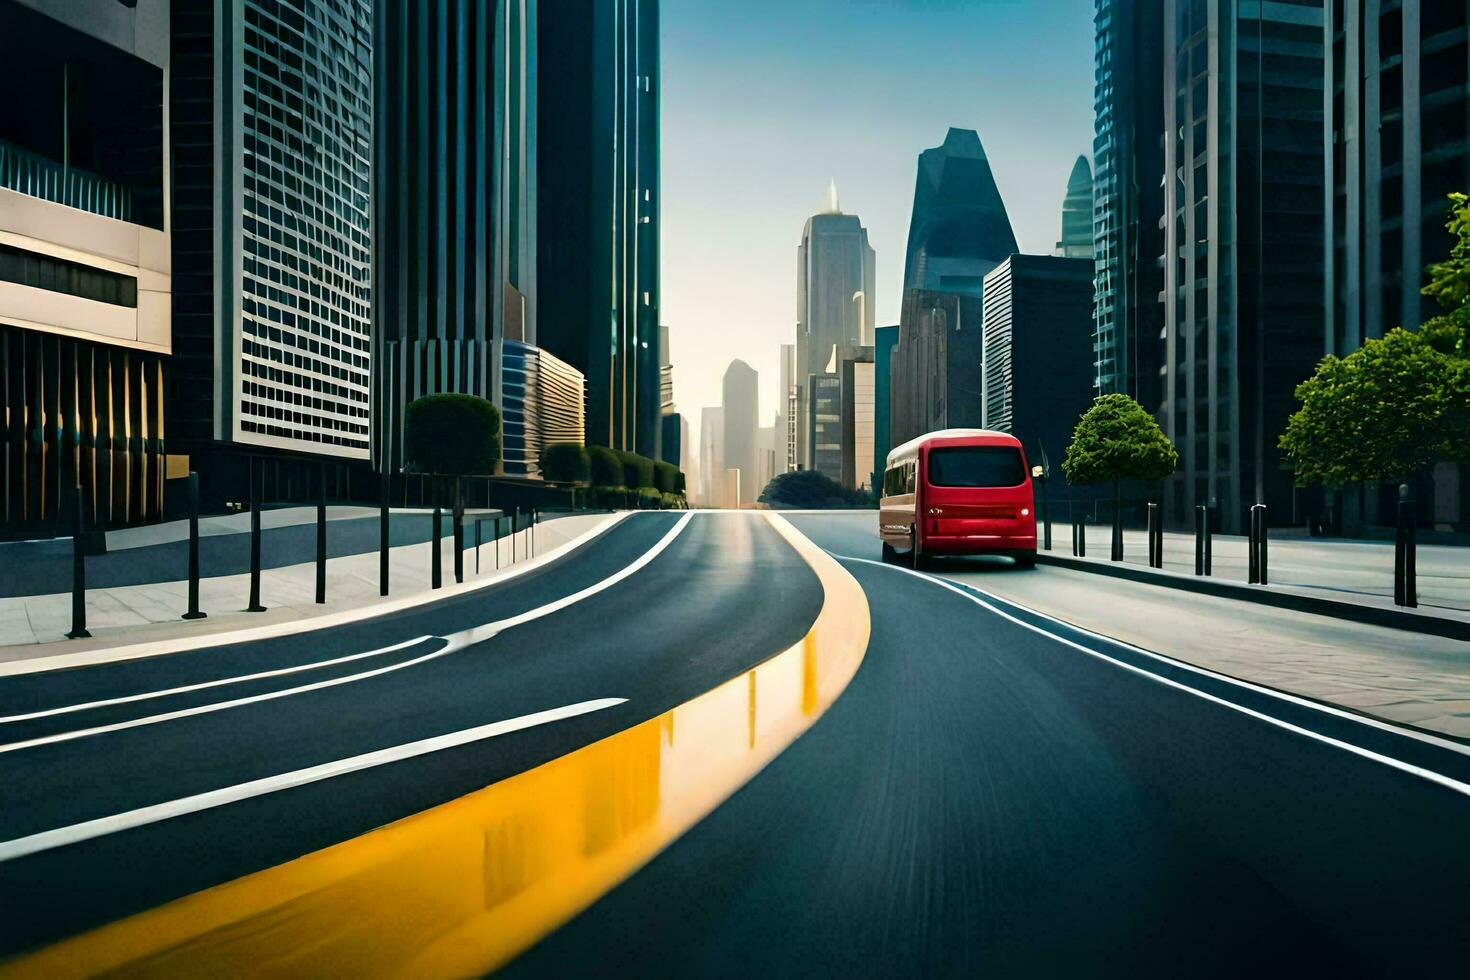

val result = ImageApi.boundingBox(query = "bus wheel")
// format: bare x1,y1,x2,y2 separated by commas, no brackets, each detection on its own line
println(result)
881,542,898,564
1014,551,1036,570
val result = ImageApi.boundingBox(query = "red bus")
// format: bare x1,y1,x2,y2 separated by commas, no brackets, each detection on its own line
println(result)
878,429,1038,568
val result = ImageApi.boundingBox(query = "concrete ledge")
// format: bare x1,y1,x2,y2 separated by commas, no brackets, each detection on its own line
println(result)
1034,551,1470,642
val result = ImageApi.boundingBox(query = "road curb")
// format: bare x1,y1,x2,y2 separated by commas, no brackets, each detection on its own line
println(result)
1033,552,1470,641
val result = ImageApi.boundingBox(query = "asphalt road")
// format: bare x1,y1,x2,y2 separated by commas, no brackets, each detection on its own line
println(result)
3,510,1468,975
508,512,1470,977
0,512,822,955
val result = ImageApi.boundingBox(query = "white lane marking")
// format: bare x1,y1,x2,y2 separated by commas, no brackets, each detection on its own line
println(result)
839,554,1470,798
0,512,632,678
0,636,434,726
0,698,627,863
828,551,1470,759
0,513,695,755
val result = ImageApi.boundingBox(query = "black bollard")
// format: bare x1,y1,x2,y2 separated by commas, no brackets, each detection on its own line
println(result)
475,517,483,575
247,458,266,612
531,506,537,557
453,478,464,585
512,507,519,564
495,515,502,570
432,505,443,589
1110,493,1124,562
1395,484,1417,608
66,485,90,639
1194,504,1206,576
379,471,390,597
1146,503,1159,569
1258,504,1269,585
315,462,327,604
183,472,206,619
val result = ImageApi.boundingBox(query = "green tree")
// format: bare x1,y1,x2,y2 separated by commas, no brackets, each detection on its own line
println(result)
1280,193,1470,495
1064,394,1178,560
404,393,501,476
1062,394,1179,485
1279,326,1470,488
540,443,590,484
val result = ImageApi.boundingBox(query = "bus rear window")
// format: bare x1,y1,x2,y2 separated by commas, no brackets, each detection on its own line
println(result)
927,446,1024,488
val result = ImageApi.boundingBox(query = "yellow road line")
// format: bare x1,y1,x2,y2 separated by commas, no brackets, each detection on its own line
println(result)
2,511,870,978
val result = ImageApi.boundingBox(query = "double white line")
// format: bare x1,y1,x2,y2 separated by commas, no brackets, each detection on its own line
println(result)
0,512,695,861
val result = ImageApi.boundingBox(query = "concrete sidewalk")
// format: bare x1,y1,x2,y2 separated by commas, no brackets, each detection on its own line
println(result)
1065,523,1469,612
0,512,611,657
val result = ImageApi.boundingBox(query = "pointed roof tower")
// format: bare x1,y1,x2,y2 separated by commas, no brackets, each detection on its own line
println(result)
902,127,1018,296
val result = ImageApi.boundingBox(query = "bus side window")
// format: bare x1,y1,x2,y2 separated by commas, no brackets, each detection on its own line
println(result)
906,462,916,494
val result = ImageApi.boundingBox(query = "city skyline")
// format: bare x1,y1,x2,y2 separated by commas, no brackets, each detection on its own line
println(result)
662,0,1094,426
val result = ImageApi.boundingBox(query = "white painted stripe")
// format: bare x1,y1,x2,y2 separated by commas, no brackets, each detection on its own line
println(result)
0,698,627,863
0,512,632,678
829,551,1470,759
0,513,695,755
841,555,1470,798
0,636,434,725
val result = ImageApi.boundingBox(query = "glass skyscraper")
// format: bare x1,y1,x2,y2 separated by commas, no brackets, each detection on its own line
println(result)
1161,0,1325,530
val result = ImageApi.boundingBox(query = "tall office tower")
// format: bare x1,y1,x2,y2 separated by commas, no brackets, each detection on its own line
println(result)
777,342,797,472
659,324,675,415
1093,0,1165,402
1056,156,1096,258
1328,2,1468,529
981,255,1096,496
721,359,758,507
698,405,723,507
0,0,171,528
374,0,537,474
754,421,777,500
170,0,372,500
805,371,843,483
538,0,661,459
873,324,899,483
1162,0,1326,531
903,128,1017,298
836,346,876,491
795,184,874,470
889,291,985,449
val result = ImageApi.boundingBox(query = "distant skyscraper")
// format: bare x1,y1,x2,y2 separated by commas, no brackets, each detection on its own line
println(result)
981,255,1095,497
805,371,843,483
1092,0,1165,403
837,347,876,491
873,325,899,483
902,128,1018,298
1056,156,1094,258
0,0,171,527
1161,0,1325,530
889,291,985,449
721,359,758,507
699,405,723,506
778,342,798,472
170,0,373,499
538,0,661,459
795,184,874,470
374,0,538,473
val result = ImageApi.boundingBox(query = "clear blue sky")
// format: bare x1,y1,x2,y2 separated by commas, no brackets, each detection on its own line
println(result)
661,0,1096,426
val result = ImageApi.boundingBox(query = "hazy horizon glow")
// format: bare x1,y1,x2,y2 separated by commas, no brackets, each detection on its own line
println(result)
661,0,1095,434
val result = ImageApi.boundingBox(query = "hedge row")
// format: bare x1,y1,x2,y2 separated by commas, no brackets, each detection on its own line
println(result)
541,443,686,496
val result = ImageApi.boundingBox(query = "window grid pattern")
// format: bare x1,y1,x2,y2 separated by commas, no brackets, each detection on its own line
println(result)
237,0,372,455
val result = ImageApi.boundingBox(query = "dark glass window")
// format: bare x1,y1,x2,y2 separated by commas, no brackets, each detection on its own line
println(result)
0,243,138,306
927,447,1025,488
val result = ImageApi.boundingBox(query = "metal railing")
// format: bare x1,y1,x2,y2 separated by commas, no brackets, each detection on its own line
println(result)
0,140,135,223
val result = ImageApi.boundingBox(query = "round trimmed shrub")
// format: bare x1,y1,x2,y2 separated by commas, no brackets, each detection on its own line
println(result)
588,446,624,487
404,393,501,475
653,460,680,494
618,450,655,490
541,443,590,483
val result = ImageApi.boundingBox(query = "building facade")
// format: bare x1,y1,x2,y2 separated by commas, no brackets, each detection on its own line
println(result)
838,347,875,492
698,405,722,506
1161,0,1326,531
1056,155,1095,258
873,324,898,481
805,371,842,483
981,255,1096,494
500,339,585,478
170,0,373,501
1326,1,1469,528
374,0,538,474
721,359,757,508
888,290,985,450
538,0,661,459
1092,0,1166,402
1,0,172,529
